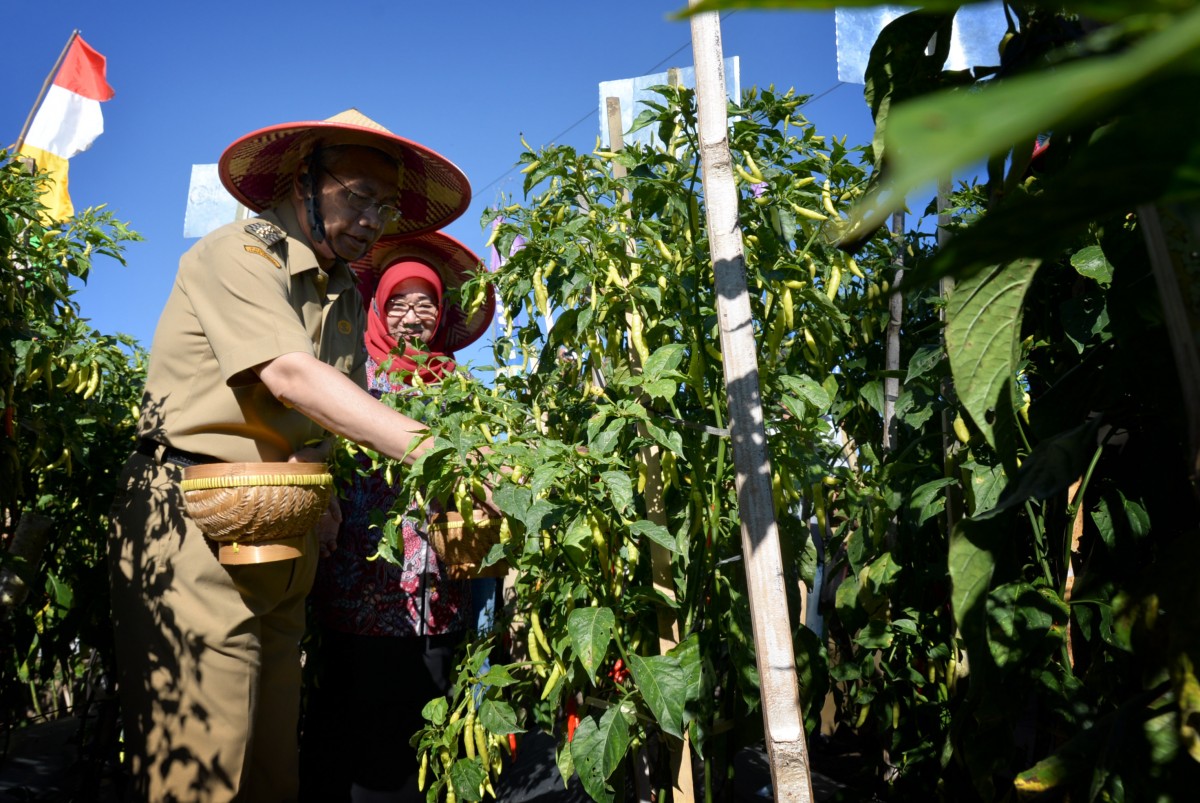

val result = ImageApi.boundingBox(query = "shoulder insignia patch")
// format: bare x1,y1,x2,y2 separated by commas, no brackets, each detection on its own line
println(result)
244,220,286,247
337,319,353,335
244,245,282,268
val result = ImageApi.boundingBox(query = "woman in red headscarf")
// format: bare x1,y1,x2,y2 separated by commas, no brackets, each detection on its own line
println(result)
301,233,495,803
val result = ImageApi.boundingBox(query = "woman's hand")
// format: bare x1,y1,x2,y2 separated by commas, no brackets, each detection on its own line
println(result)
287,440,333,464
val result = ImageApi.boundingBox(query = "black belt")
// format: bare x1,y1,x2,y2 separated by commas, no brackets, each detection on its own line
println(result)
135,438,220,468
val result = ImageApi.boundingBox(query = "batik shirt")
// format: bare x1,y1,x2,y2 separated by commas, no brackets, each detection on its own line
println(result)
308,356,469,637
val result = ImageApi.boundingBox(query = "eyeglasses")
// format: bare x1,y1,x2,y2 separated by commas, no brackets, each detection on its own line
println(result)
324,171,402,224
385,297,439,319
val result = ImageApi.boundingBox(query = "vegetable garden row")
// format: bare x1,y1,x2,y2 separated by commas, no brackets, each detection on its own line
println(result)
5,2,1200,801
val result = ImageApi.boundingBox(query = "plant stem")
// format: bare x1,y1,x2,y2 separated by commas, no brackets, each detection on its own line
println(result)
1025,500,1053,586
1062,441,1105,591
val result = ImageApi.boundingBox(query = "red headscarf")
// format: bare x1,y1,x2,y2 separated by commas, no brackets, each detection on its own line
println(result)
365,259,458,384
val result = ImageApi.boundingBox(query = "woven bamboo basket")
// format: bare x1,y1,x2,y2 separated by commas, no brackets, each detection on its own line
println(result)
180,462,332,565
426,511,508,580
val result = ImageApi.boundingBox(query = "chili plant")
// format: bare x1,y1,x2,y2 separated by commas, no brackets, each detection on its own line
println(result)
366,85,905,801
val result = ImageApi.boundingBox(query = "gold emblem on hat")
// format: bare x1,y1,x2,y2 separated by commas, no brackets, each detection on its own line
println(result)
338,320,353,335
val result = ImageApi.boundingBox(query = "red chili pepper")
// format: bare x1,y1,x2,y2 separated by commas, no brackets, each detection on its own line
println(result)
508,732,519,758
565,695,579,742
3,406,13,439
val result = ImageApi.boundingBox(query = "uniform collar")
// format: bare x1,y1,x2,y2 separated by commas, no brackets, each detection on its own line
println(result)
263,205,323,278
264,205,358,296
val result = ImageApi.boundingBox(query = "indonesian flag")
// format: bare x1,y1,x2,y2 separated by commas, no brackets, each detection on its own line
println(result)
17,35,114,220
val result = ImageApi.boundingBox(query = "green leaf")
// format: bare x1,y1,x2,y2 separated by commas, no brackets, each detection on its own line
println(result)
853,620,894,650
642,343,688,380
975,417,1101,521
562,514,593,566
480,664,519,689
767,204,797,244
923,78,1200,289
963,460,1007,516
491,483,530,523
950,518,998,632
629,519,679,553
628,653,687,739
643,378,679,401
778,373,831,415
986,582,1069,669
1070,245,1114,284
555,740,575,792
946,259,1041,451
481,543,506,569
567,607,615,684
863,9,958,171
449,757,487,801
893,387,935,429
1145,707,1181,766
909,478,955,527
571,706,631,803
421,696,449,725
478,699,525,734
1120,492,1151,539
670,633,705,725
601,470,634,515
843,7,1200,236
905,344,944,383
590,419,624,457
530,463,563,499
1091,497,1117,551
859,380,885,417
644,420,685,456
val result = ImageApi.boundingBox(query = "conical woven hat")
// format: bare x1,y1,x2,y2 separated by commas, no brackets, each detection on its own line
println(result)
352,231,495,352
218,109,470,237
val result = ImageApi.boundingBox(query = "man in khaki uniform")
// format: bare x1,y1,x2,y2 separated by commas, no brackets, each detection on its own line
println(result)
107,110,473,802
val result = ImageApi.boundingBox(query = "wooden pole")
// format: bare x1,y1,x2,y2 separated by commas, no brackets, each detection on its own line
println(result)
603,97,695,803
13,29,79,152
937,177,964,531
882,211,905,453
688,6,814,801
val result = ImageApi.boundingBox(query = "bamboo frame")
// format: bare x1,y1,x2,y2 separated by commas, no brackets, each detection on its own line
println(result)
688,6,814,800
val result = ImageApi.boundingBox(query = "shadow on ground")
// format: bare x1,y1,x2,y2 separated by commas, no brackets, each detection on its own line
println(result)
1,716,879,802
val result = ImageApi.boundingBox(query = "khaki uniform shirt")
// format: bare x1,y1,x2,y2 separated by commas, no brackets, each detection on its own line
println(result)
138,204,367,462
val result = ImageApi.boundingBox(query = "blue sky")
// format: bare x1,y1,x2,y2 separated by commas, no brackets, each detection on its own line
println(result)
3,2,884,369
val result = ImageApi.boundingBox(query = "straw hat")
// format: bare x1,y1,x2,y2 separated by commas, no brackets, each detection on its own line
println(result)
352,231,496,352
218,109,470,237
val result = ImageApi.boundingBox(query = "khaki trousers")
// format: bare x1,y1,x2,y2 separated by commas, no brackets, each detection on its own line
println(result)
108,453,317,802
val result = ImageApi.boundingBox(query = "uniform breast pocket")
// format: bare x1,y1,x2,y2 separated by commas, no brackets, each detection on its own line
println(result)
320,315,361,373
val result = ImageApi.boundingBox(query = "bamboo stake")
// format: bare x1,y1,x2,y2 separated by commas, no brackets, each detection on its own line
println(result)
688,6,813,801
882,211,905,453
604,97,694,803
937,178,964,531
13,29,79,152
